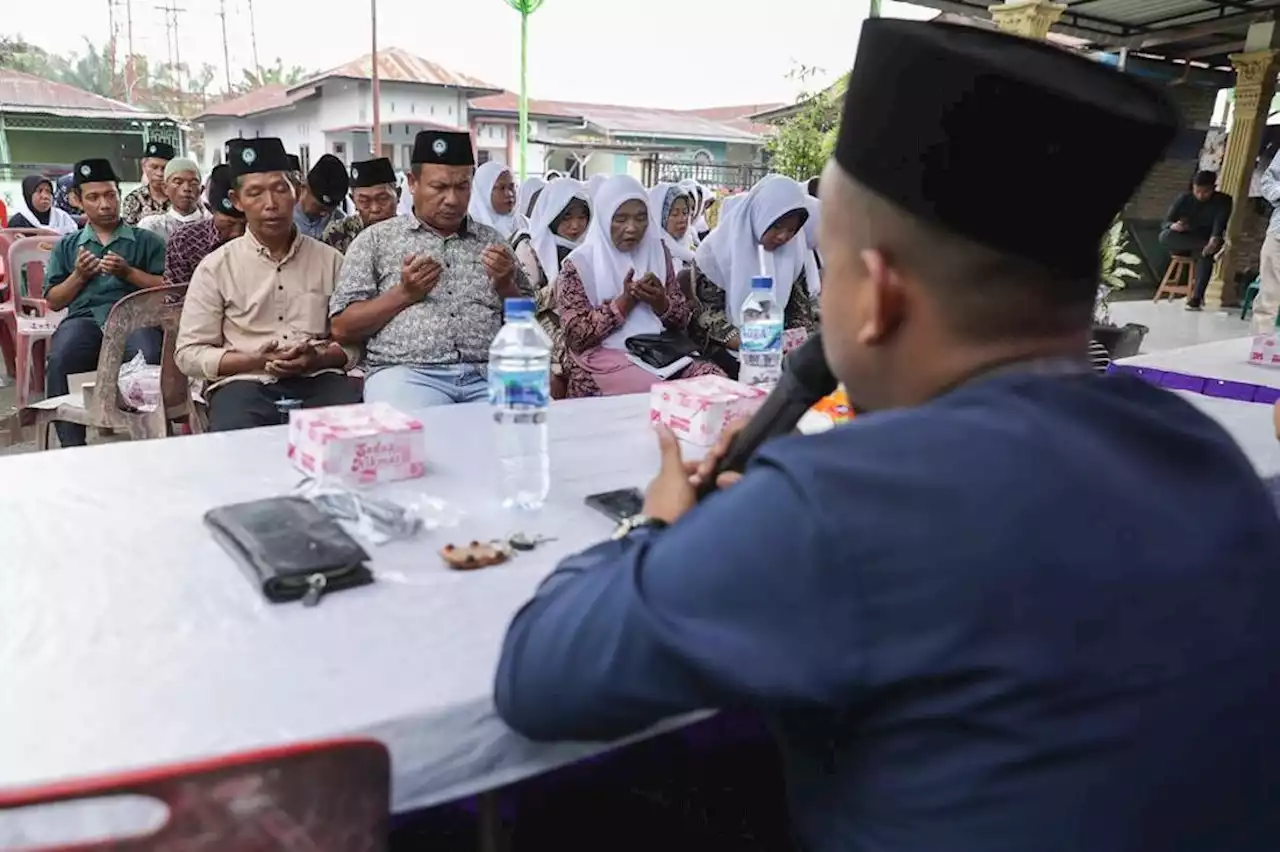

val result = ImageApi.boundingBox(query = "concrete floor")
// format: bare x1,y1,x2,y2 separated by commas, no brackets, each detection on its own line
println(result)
0,298,1256,456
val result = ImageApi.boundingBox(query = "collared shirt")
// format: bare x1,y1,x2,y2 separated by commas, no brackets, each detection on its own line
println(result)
322,215,369,254
121,185,169,225
293,205,345,241
176,229,354,389
137,206,211,244
330,214,533,370
45,222,167,326
164,218,229,285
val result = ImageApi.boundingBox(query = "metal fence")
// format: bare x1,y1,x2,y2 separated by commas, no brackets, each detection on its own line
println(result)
640,157,770,193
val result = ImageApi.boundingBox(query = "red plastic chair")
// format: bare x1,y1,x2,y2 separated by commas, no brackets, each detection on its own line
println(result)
0,738,391,851
0,235,60,407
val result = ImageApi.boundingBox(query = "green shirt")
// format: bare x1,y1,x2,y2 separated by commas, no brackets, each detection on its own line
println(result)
46,223,167,326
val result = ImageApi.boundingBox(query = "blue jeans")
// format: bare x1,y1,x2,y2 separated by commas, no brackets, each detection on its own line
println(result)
46,316,162,447
363,363,489,410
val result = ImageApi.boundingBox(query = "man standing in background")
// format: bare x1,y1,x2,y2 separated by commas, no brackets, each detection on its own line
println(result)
1157,170,1232,312
1255,154,1280,330
122,141,175,225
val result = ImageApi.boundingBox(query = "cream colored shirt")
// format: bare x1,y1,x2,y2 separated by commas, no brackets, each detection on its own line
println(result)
176,229,357,389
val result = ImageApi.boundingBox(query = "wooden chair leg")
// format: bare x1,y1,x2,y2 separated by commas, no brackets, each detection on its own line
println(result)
34,412,52,451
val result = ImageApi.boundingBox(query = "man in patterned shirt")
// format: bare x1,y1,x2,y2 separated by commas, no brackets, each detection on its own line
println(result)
330,129,532,409
323,157,399,254
121,140,175,225
165,164,246,285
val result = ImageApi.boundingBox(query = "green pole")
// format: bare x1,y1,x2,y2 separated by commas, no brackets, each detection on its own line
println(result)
869,0,880,16
519,11,529,181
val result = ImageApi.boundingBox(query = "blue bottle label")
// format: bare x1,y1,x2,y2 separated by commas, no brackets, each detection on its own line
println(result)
740,320,783,353
489,367,550,409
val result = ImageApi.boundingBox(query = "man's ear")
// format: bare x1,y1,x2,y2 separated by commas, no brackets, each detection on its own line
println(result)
228,189,244,215
856,248,907,347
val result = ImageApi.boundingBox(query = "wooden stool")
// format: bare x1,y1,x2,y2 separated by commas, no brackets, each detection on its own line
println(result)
1153,255,1198,302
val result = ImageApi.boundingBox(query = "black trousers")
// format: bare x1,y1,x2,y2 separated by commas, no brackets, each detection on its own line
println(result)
46,317,162,447
1158,228,1217,305
207,374,364,432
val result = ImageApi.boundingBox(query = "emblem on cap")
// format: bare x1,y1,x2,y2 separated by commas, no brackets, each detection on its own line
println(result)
79,164,91,176
147,144,156,155
242,148,256,165
351,166,359,179
322,194,332,204
220,198,233,211
432,138,448,156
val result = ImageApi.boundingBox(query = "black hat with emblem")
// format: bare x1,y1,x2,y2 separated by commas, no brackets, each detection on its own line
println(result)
227,136,292,180
72,158,120,187
349,157,397,188
207,164,244,219
307,154,350,207
143,140,176,161
834,19,1178,278
410,129,475,167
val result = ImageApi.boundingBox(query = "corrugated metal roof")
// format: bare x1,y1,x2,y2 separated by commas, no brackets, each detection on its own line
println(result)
194,84,316,120
297,48,499,92
0,69,166,118
469,93,768,143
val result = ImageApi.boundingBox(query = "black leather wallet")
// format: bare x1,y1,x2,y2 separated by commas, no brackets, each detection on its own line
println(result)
625,331,700,368
203,496,374,605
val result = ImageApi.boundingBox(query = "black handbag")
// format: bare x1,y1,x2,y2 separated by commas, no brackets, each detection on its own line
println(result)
204,496,374,606
625,331,700,369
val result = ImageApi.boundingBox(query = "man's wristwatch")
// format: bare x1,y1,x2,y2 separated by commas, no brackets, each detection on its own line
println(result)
611,514,668,540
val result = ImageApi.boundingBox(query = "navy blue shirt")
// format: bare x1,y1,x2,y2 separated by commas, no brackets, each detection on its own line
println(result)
496,373,1280,852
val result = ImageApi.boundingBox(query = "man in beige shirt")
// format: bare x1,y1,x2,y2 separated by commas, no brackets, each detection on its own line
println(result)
176,136,362,432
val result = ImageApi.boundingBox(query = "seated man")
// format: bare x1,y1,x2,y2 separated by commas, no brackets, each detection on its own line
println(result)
121,140,174,225
44,158,167,447
164,163,246,285
323,157,400,254
175,137,362,432
1158,169,1232,311
330,130,532,409
136,157,208,242
293,154,348,240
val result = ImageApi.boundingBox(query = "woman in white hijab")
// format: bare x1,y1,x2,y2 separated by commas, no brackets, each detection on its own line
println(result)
513,178,591,396
517,175,546,220
647,182,696,270
467,161,526,240
555,175,722,398
586,173,608,200
679,179,714,242
691,174,820,376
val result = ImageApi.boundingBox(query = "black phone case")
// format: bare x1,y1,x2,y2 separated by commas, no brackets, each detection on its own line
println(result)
584,488,645,522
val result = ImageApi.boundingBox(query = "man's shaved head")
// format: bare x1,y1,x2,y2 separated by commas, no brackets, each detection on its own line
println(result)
818,162,1095,411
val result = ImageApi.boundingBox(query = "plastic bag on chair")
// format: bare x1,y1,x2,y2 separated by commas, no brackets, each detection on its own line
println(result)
118,351,161,412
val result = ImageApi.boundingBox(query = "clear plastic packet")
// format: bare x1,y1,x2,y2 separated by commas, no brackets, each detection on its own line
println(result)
118,351,161,412
295,479,463,545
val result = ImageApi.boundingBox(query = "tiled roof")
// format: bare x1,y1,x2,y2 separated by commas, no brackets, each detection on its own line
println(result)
468,93,770,143
194,84,316,120
298,47,499,92
0,68,171,120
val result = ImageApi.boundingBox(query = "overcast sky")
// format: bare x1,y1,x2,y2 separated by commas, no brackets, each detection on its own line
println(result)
6,0,934,109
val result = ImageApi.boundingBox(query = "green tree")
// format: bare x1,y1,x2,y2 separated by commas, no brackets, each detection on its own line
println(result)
765,66,845,182
239,58,312,90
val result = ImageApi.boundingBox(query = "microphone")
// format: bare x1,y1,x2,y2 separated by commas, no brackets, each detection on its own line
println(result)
696,331,838,499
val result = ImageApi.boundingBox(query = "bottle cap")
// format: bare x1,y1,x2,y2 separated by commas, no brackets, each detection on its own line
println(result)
504,297,535,317
751,275,773,290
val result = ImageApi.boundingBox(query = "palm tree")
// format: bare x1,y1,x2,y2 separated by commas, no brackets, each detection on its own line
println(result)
239,59,312,90
59,38,116,98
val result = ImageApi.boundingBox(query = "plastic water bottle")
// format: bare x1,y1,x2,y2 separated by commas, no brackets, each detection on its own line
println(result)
489,297,552,510
738,275,784,391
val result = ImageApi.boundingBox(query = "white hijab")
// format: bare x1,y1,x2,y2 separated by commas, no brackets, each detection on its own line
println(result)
564,175,666,351
680,179,711,237
586,174,608,200
397,171,414,216
11,177,78,234
528,177,590,285
648,182,696,266
694,174,821,327
517,176,545,218
467,162,527,239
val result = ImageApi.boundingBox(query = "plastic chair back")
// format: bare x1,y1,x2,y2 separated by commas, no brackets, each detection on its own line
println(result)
92,285,189,424
7,235,55,301
0,738,391,851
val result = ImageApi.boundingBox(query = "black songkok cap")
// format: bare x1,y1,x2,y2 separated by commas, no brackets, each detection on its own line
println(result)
143,140,175,160
834,19,1179,277
207,164,243,219
307,154,350,206
72,158,119,186
410,130,475,167
227,137,292,180
287,154,302,173
349,157,397,188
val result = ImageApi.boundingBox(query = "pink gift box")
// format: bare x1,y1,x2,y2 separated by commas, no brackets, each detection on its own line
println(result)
287,402,426,485
1249,334,1280,368
650,375,767,447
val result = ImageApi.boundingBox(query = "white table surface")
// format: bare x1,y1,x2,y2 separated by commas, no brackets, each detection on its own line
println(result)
0,394,676,819
1177,392,1280,477
1118,335,1280,389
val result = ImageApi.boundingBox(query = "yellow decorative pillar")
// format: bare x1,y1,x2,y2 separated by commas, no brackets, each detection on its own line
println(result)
988,0,1066,40
1208,49,1280,308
